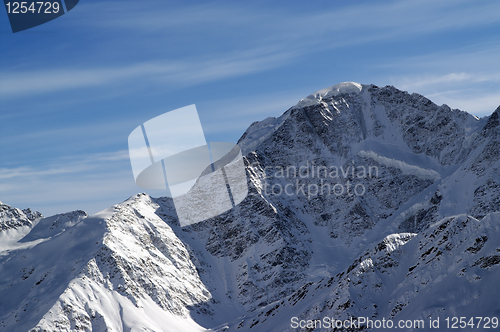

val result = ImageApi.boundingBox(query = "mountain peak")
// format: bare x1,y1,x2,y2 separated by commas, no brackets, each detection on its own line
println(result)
483,106,500,131
294,81,364,109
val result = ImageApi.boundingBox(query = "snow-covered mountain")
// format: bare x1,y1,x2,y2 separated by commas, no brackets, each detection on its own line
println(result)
0,201,43,252
1,83,500,331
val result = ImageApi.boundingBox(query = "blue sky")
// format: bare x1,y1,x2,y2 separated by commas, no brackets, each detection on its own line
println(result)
1,0,500,216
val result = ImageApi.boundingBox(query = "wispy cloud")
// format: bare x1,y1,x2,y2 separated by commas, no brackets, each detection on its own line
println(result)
387,72,500,116
0,116,142,163
0,150,129,180
0,49,295,97
77,0,500,43
391,72,500,92
426,91,500,116
380,42,500,116
0,150,143,216
73,2,255,30
0,172,137,217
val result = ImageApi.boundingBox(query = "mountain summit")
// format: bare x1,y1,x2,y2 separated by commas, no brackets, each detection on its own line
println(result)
1,83,500,331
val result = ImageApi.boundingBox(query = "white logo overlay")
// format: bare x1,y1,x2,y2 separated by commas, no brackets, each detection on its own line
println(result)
128,105,248,227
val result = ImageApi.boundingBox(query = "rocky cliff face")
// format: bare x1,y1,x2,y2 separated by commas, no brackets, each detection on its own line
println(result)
0,201,42,232
1,83,500,331
235,213,500,331
0,201,43,252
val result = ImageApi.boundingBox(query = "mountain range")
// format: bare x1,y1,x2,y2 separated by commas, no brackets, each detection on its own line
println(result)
1,82,499,331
